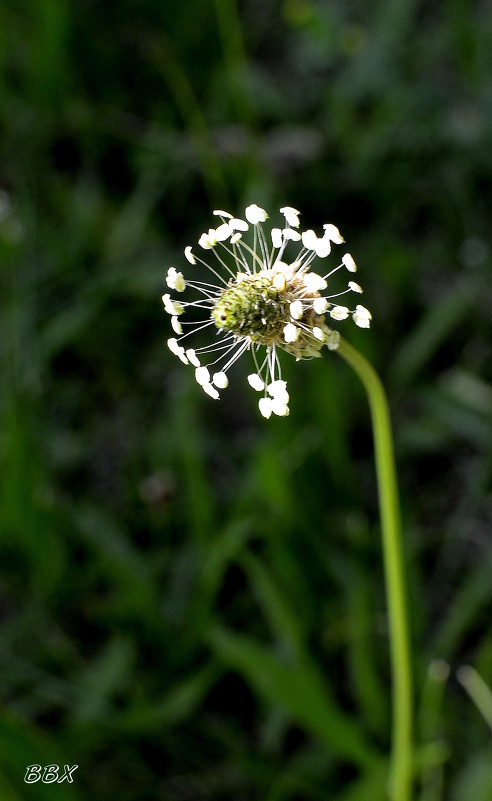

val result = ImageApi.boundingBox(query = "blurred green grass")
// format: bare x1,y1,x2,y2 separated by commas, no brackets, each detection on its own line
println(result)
1,0,492,798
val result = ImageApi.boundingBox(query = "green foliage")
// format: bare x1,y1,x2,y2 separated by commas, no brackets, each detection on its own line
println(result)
1,0,492,797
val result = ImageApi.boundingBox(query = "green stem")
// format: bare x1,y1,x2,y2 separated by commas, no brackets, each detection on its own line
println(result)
336,337,413,801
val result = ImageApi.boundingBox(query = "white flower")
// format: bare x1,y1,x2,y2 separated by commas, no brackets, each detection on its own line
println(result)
280,206,301,228
164,205,370,417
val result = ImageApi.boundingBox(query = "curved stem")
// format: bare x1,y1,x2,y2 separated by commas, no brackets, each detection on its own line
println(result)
336,337,413,801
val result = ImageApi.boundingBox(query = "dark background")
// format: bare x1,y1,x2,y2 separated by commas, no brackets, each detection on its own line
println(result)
1,0,492,798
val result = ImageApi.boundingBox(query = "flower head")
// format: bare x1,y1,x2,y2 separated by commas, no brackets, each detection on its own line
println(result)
164,205,371,417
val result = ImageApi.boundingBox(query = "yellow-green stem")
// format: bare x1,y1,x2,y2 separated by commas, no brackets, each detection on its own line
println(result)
337,337,413,801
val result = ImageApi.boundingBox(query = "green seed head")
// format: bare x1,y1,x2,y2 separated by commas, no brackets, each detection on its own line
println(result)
212,274,288,344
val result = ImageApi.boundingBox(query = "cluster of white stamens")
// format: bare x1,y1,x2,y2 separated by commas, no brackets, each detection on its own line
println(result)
163,205,371,418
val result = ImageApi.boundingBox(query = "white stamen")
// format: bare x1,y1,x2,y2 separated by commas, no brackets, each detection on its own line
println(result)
303,273,327,292
271,228,283,248
245,204,268,224
184,246,196,264
259,397,273,418
353,305,372,328
203,382,220,399
323,223,345,244
213,209,233,218
283,322,299,343
171,316,183,334
195,366,210,385
273,273,287,291
313,297,328,314
212,371,229,389
280,206,300,228
248,373,265,391
330,305,350,321
342,253,357,272
186,349,201,367
290,300,304,320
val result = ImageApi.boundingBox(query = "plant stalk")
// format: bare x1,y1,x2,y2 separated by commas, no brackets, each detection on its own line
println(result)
337,337,413,801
